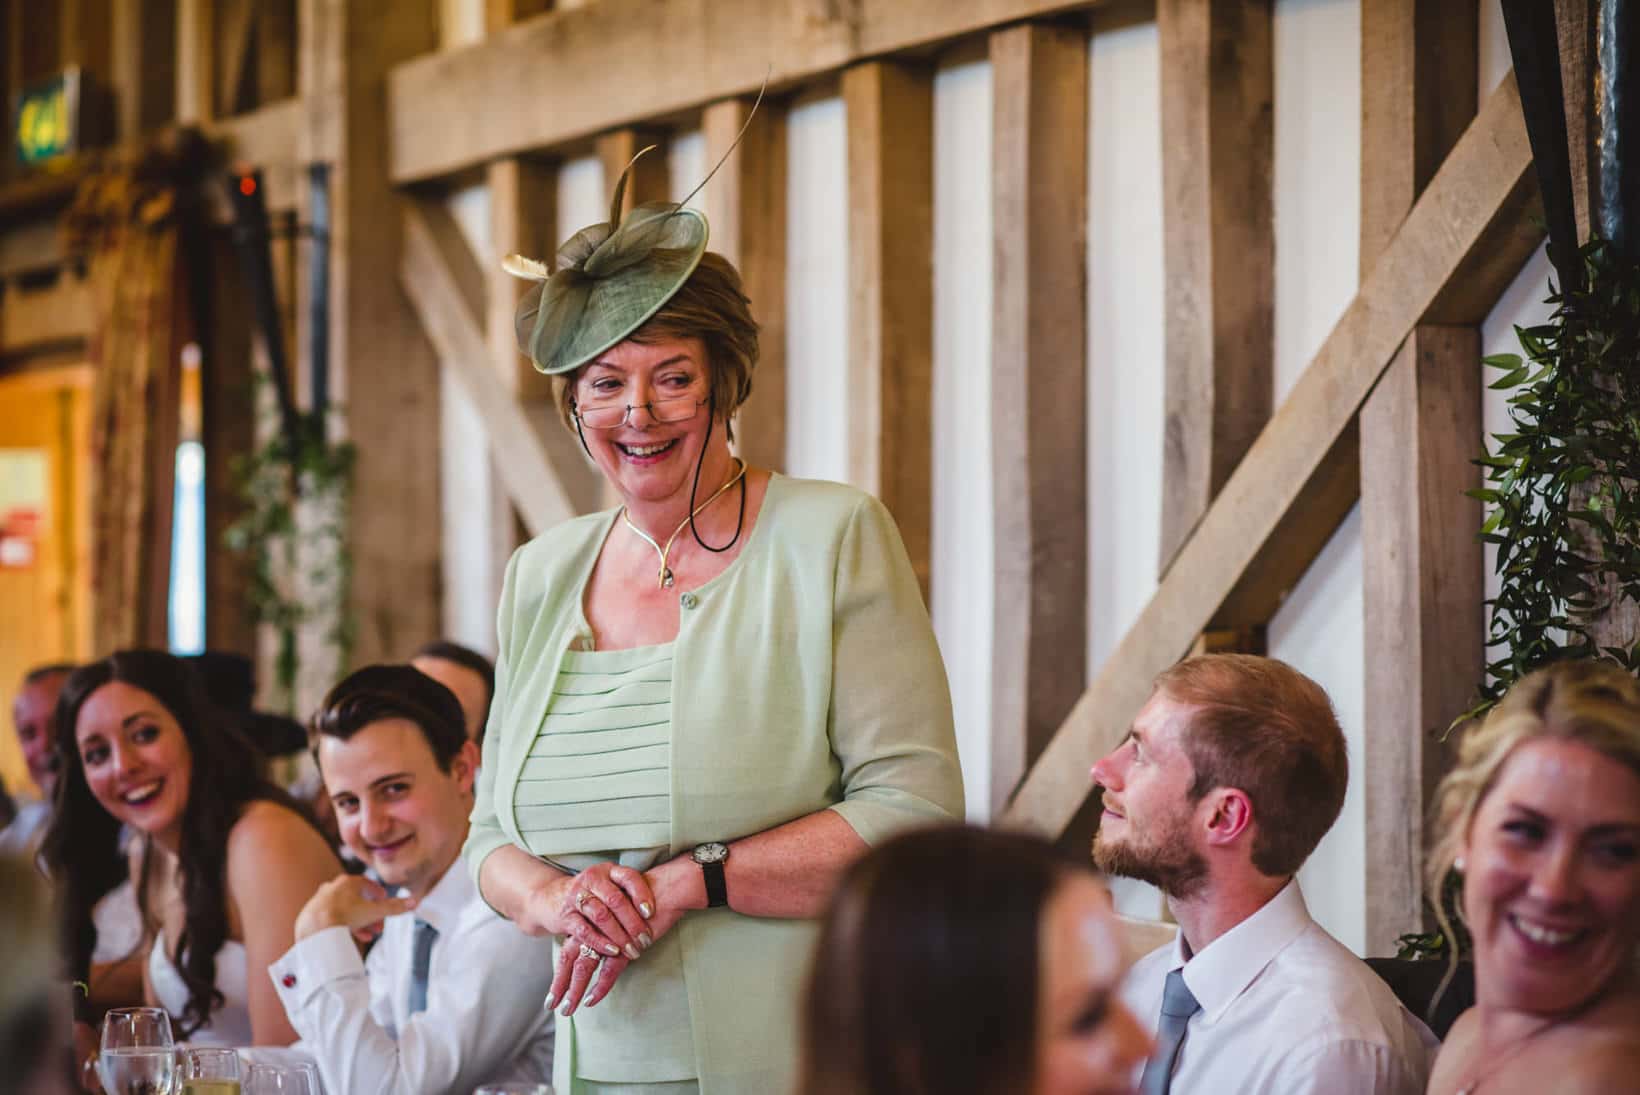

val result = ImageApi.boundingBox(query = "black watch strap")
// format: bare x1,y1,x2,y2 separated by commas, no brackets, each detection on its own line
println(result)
702,859,728,908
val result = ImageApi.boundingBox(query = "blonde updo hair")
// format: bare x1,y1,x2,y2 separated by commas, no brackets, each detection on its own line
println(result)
1427,660,1640,967
555,251,759,442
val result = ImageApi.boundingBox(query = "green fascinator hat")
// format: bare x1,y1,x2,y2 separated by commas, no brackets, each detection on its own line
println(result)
504,148,709,376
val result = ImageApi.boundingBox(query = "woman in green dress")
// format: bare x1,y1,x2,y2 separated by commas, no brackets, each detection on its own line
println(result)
463,151,965,1094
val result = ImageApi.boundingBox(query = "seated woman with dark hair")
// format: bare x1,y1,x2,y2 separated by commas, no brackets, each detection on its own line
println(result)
800,825,1152,1095
1425,660,1640,1095
42,650,339,1049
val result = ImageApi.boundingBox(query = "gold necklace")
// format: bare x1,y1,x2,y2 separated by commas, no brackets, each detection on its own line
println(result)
620,459,747,588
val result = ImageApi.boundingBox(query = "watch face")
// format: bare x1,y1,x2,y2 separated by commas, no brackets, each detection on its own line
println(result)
693,841,728,864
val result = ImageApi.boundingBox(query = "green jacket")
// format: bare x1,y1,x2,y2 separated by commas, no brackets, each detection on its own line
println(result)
465,474,965,1093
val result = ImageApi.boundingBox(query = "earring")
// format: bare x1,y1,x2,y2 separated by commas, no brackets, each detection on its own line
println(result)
1453,856,1466,873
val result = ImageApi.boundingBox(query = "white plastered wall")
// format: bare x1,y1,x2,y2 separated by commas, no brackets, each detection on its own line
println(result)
431,0,1555,957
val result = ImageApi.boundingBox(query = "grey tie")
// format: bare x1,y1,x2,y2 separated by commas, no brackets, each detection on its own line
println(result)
1139,968,1201,1095
407,919,437,1016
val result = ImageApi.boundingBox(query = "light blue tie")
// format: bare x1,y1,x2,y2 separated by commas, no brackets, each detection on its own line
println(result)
1139,968,1201,1095
407,919,437,1016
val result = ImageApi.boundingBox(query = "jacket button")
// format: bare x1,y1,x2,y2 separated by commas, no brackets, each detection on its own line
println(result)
679,592,698,609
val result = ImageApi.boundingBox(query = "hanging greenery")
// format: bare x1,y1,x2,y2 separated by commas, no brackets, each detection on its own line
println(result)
224,386,356,716
1462,238,1640,724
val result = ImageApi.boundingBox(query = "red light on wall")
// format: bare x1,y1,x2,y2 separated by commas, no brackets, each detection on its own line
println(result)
239,175,257,196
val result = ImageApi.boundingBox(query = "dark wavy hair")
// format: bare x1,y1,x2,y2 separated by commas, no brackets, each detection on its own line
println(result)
799,825,1080,1095
40,649,315,1035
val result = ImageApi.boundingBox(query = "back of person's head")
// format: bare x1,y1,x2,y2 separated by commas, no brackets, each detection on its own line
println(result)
311,664,468,772
800,825,1142,1095
1428,660,1640,919
0,854,62,1095
410,641,495,745
1153,653,1347,877
42,650,288,1034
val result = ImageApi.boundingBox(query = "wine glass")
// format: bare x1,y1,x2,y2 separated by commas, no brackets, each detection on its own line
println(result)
242,1064,318,1095
98,1008,176,1095
177,1048,241,1095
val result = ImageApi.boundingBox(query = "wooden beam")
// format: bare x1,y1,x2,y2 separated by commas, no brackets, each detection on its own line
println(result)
703,95,787,473
1357,0,1480,958
197,232,258,655
1003,73,1539,837
387,0,1104,184
206,98,303,215
299,0,442,667
256,1,297,106
401,198,578,537
486,156,557,398
596,128,671,216
989,24,1088,817
217,0,258,117
1554,0,1595,241
842,61,933,598
110,0,177,141
1156,0,1273,573
486,0,553,29
175,0,214,125
1360,328,1481,955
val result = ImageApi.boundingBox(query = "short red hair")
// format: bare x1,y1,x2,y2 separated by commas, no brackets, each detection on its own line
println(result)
1154,654,1347,877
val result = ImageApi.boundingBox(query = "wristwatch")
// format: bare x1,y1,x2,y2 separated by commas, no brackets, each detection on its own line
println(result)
692,842,730,908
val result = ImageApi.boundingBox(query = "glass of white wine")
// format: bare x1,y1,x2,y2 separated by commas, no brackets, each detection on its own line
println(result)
242,1064,318,1095
177,1048,241,1095
98,1007,177,1095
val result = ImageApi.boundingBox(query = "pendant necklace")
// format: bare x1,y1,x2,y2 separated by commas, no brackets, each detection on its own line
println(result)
621,458,747,588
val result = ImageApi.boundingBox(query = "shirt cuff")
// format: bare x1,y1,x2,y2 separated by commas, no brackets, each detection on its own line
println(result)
269,926,366,1010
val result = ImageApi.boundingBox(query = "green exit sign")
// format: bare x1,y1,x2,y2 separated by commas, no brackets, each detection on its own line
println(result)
15,68,85,166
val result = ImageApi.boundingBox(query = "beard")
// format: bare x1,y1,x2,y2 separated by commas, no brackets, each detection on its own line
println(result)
1092,817,1208,900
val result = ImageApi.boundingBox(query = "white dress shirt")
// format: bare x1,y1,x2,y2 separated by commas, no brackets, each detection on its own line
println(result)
269,860,555,1095
1121,881,1438,1095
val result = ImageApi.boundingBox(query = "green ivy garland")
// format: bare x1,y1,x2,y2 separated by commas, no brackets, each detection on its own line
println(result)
223,389,356,716
1466,239,1640,718
1398,240,1640,962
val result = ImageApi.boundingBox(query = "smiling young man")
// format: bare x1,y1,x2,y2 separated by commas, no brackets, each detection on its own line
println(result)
269,665,554,1095
1091,654,1436,1095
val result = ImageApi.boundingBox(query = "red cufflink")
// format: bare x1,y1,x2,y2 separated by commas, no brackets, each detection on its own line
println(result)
281,973,297,988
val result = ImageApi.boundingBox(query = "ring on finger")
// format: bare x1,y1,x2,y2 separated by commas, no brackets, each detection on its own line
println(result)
574,889,593,909
578,943,600,961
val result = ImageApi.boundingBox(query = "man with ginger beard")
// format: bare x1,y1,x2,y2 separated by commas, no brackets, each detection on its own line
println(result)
1091,654,1436,1095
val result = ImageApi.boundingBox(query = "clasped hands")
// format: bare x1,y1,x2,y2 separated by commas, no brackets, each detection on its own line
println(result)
523,859,691,1016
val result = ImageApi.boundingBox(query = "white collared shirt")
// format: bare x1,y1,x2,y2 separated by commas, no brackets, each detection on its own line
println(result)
1121,881,1438,1095
268,860,555,1095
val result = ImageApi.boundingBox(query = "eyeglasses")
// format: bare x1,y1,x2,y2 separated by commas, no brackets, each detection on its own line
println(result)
573,395,707,430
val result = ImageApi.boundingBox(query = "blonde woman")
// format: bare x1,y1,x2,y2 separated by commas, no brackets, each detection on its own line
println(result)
1425,661,1640,1095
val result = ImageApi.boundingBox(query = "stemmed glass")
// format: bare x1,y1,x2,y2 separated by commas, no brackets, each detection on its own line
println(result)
242,1064,319,1095
177,1048,242,1095
98,1008,176,1095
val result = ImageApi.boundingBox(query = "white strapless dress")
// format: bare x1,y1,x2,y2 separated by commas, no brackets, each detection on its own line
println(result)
148,935,254,1046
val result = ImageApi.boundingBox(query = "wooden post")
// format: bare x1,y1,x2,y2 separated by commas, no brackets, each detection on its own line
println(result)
256,1,297,107
842,61,933,598
989,24,1088,817
1156,0,1273,574
596,128,670,216
175,0,214,125
704,95,788,473
1002,74,1537,838
1554,0,1595,241
1358,0,1481,956
300,0,442,668
110,0,176,141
